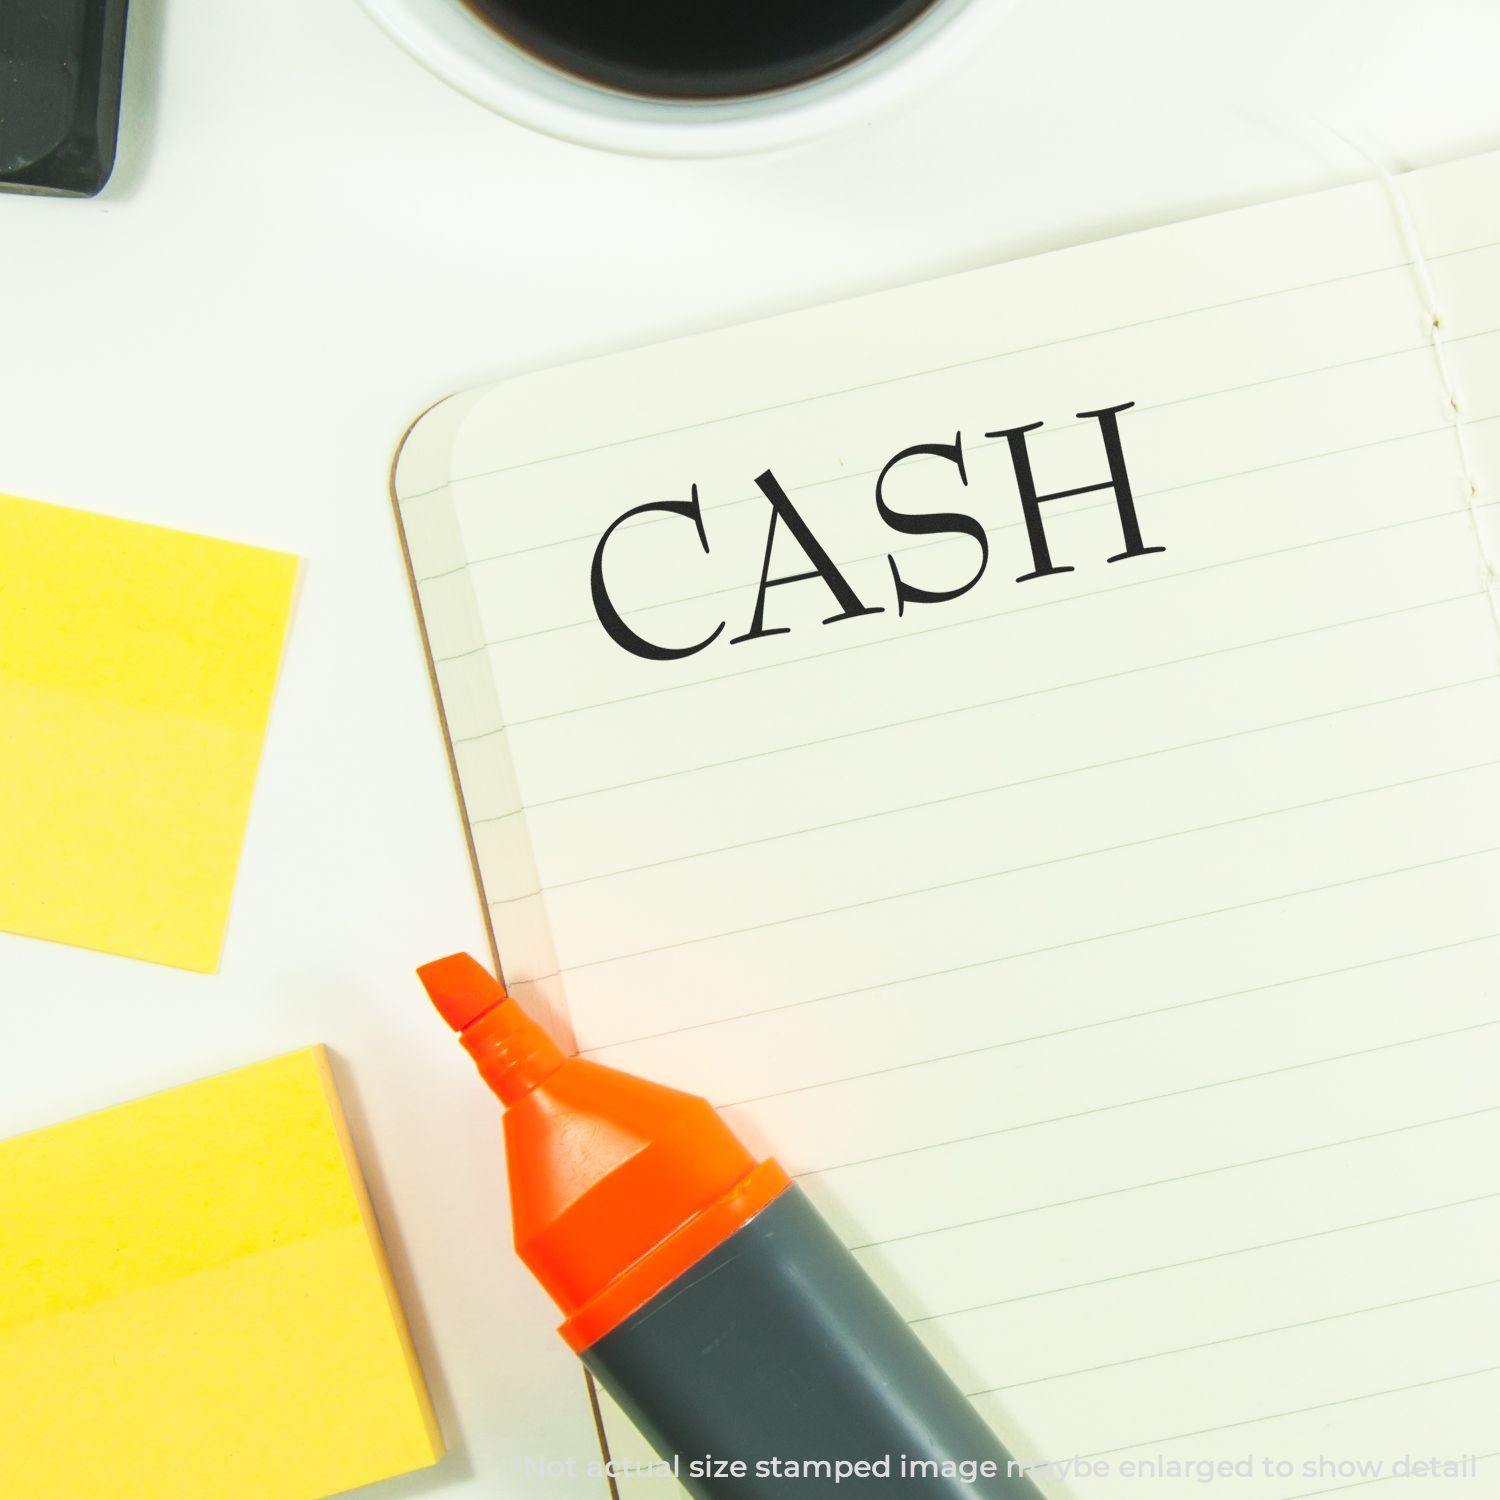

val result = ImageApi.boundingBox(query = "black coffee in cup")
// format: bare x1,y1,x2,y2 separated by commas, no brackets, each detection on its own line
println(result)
461,0,942,101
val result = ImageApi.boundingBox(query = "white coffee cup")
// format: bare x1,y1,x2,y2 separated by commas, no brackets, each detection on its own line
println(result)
358,0,1006,158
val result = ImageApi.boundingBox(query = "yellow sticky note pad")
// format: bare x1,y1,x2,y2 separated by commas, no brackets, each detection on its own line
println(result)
0,493,297,971
0,1048,444,1498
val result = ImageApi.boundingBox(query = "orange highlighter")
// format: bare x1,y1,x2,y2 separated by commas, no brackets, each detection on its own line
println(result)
419,953,1043,1498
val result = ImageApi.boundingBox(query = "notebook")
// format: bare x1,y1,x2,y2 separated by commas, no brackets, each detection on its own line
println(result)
392,151,1500,1498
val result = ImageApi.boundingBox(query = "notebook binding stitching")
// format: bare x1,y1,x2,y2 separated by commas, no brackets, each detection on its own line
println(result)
1346,136,1500,654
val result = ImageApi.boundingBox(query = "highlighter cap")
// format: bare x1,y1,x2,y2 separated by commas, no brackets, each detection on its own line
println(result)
418,954,789,1349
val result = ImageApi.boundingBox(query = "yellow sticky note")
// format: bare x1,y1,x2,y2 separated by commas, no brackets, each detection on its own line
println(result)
0,1047,445,1499
0,492,297,971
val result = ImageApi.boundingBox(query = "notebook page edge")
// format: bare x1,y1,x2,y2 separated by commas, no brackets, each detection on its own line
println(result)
387,397,623,1500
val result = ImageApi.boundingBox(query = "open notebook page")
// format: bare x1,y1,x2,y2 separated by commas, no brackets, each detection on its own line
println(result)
394,151,1500,1499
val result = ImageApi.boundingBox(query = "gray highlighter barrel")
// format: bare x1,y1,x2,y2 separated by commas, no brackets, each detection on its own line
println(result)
583,1185,1043,1498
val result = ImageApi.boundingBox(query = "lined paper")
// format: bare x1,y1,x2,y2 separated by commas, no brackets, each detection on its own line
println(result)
397,151,1500,1499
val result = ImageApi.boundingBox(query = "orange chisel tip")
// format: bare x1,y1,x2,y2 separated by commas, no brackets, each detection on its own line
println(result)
416,952,507,1032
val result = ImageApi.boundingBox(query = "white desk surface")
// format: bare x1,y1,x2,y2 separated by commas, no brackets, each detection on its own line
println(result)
2,1,1497,1495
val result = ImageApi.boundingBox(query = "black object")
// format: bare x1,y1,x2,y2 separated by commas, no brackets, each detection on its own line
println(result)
1,0,130,196
461,0,940,101
585,1185,1044,1498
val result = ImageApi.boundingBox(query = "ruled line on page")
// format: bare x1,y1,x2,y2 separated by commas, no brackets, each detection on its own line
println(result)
422,414,1500,655
397,236,1500,504
492,677,1497,897
414,326,1500,586
520,840,1500,1042
553,759,1500,974
478,419,1500,649
1069,1364,1500,1463
438,482,1495,727
969,1278,1500,1398
511,589,1489,815
847,1107,1500,1255
911,1194,1500,1322
800,1017,1500,1182
1283,1451,1497,1500
455,508,1497,734
720,930,1500,1109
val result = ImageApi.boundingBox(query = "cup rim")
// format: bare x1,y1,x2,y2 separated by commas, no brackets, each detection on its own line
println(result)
358,0,1003,157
